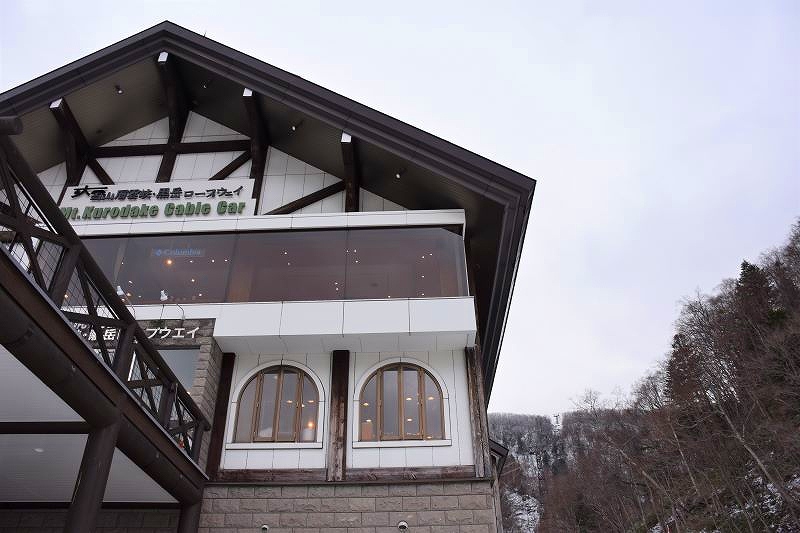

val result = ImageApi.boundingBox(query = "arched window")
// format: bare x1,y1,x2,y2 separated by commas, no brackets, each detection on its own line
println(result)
234,366,319,443
359,363,444,441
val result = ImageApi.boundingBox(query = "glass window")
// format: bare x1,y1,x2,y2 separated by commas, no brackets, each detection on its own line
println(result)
234,366,319,444
82,226,467,304
359,364,444,442
158,348,199,391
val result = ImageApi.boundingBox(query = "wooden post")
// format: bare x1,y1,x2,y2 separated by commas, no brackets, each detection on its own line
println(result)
64,420,120,532
207,353,235,479
465,346,491,478
327,350,350,481
177,500,202,533
341,132,360,212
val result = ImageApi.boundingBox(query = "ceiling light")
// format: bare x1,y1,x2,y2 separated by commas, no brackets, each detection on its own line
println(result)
128,280,133,284
114,85,124,95
406,418,413,422
362,402,370,407
33,448,44,453
190,278,195,283
198,293,203,297
427,396,435,401
405,397,413,401
126,292,132,297
165,258,173,266
211,259,215,263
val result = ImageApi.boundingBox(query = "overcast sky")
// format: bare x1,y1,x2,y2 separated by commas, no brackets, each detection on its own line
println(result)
2,1,798,416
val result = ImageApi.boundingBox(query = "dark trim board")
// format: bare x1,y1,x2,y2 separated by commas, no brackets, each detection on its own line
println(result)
0,421,90,434
210,466,480,485
214,469,327,483
0,502,180,510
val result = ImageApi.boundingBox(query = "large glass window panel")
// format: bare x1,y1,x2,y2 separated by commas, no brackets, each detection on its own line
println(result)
256,371,279,440
235,378,257,442
424,372,444,440
83,226,467,304
359,374,377,441
299,375,318,442
381,368,399,438
228,230,347,302
276,370,299,441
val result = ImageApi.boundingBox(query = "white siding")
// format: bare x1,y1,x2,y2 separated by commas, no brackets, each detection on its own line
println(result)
259,147,344,214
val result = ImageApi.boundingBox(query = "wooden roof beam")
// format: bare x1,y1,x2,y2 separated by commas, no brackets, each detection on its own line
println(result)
242,88,269,204
155,52,190,182
340,132,361,212
49,98,114,185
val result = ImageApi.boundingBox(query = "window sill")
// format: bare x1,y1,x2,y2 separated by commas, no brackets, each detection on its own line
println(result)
353,439,451,448
226,442,323,450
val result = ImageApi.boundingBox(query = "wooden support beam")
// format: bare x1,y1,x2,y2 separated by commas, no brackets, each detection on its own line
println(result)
266,181,344,215
49,99,89,186
155,52,190,183
326,350,350,482
207,353,235,479
86,158,114,185
92,140,250,158
465,346,492,478
177,501,202,533
242,88,269,208
0,421,90,434
64,421,120,532
341,132,361,212
156,52,189,144
0,116,22,136
209,151,251,181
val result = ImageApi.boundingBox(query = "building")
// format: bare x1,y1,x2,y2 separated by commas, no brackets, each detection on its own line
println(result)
0,21,535,533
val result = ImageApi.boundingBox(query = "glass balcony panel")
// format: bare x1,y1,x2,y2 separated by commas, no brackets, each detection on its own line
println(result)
83,227,467,304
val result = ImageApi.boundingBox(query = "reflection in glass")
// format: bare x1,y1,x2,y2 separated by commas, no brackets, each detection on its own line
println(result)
424,373,443,440
82,227,467,304
381,368,399,438
403,367,421,437
235,378,256,443
256,371,279,440
299,375,318,442
277,370,299,441
359,374,377,441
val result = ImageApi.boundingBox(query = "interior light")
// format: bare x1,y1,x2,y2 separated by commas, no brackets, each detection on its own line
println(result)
365,419,372,423
406,418,413,422
165,258,173,266
160,290,169,302
198,293,203,297
307,421,314,428
189,260,193,263
190,278,195,283
116,286,125,296
362,402,370,407
33,448,44,453
395,172,401,179
211,259,215,263
114,84,124,95
126,292,132,297
427,396,435,401
128,280,133,284
224,258,228,262
421,293,425,296
287,262,291,266
286,400,293,404
64,293,69,299
405,397,413,401
354,260,359,263
308,400,315,403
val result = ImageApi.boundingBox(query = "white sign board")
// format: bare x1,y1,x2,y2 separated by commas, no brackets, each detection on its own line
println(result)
58,179,255,223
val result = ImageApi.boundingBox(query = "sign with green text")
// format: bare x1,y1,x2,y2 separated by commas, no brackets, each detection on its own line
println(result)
58,178,255,222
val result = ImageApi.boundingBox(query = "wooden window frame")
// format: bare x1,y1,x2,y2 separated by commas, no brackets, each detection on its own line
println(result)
360,364,444,442
234,366,318,444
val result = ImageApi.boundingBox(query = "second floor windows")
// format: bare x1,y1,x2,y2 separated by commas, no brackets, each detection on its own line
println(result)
359,364,444,442
234,366,319,443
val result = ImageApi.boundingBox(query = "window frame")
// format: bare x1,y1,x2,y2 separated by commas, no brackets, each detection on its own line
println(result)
359,363,445,442
234,365,319,444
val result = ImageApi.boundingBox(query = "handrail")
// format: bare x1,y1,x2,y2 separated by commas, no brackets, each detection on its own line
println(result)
0,134,209,461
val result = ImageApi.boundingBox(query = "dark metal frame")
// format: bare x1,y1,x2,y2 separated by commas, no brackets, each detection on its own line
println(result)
0,135,209,460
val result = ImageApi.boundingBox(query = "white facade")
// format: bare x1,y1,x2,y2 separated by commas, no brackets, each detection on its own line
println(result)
46,111,478,474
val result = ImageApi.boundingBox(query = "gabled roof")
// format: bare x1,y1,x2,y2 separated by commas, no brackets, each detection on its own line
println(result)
0,21,535,397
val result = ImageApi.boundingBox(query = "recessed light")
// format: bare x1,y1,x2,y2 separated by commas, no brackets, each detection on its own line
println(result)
114,85,124,95
33,448,44,453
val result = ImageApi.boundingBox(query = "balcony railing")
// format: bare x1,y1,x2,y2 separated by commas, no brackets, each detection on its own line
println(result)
0,138,209,461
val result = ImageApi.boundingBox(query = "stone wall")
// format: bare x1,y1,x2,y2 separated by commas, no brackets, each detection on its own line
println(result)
0,508,179,532
200,480,498,533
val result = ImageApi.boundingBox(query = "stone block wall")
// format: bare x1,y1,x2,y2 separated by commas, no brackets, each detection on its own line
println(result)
200,480,498,533
0,508,179,532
